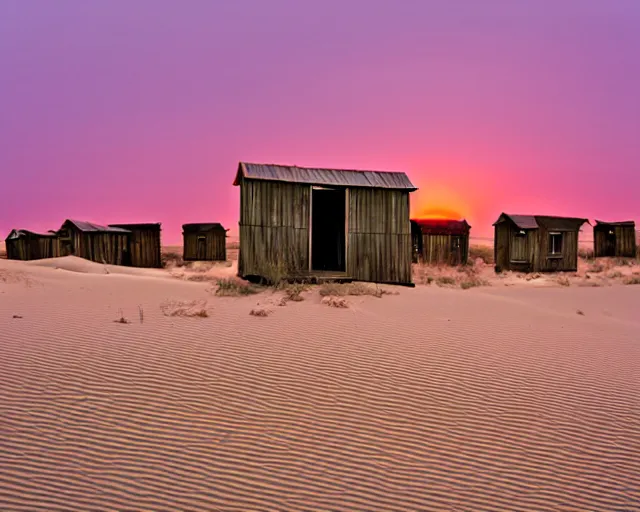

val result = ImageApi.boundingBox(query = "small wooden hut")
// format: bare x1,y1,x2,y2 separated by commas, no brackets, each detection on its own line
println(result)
108,223,162,268
411,219,471,265
56,219,130,265
234,161,418,285
593,220,636,258
5,229,60,260
182,223,227,261
493,213,589,273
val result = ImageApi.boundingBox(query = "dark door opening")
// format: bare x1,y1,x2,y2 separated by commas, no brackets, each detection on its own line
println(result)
604,231,616,257
197,236,207,260
311,187,346,272
451,236,462,265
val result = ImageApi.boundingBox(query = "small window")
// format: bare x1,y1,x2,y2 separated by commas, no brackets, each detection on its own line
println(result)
549,232,563,255
516,229,527,237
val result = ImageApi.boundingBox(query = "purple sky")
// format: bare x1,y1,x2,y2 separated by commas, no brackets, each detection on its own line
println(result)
1,0,639,243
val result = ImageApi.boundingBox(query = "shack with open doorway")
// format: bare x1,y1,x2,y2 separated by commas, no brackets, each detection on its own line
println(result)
5,229,61,260
410,219,470,265
233,161,417,285
593,220,636,258
108,223,162,268
55,219,130,265
493,213,589,273
182,223,227,261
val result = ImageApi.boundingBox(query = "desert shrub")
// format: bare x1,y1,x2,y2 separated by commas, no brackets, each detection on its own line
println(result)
587,262,605,273
162,251,183,268
318,282,389,298
607,270,623,279
469,245,494,265
160,299,209,317
321,296,349,308
249,307,271,317
623,275,640,285
283,283,308,302
557,276,571,287
215,278,261,296
436,276,456,287
460,277,488,289
578,248,594,261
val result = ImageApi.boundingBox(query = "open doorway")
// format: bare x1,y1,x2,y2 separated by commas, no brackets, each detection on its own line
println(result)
311,187,346,272
196,236,207,260
604,230,616,257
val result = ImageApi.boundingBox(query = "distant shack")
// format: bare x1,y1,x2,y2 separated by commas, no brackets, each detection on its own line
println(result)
108,223,162,268
234,161,417,285
493,213,589,273
593,220,636,258
182,223,227,261
5,229,60,261
410,219,470,265
56,219,130,265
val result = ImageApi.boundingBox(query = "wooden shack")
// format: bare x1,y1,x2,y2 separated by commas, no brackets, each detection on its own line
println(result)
234,161,418,285
411,219,470,265
593,220,636,258
493,213,589,273
182,223,227,261
5,229,60,260
108,223,162,268
56,219,130,265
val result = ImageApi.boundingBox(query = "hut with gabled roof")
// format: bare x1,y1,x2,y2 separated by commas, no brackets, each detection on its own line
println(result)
182,223,227,261
5,229,60,261
233,161,417,285
56,219,130,265
411,218,471,265
493,213,589,273
593,220,636,258
108,223,162,268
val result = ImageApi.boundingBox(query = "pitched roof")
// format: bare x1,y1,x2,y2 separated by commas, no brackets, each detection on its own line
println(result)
411,218,471,235
233,162,417,191
594,220,635,227
63,219,130,233
109,223,162,231
5,229,56,241
493,213,589,230
182,223,227,233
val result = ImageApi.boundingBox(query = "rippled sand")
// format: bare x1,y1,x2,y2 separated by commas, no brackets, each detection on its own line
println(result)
1,257,638,511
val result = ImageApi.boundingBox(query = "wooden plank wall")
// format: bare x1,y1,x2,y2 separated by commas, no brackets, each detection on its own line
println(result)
183,232,226,261
594,226,636,257
6,236,60,261
536,228,579,272
64,227,128,265
419,234,469,265
347,188,412,284
238,179,310,278
126,229,162,267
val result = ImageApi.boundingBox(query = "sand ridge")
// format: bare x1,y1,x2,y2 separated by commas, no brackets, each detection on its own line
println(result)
0,257,639,511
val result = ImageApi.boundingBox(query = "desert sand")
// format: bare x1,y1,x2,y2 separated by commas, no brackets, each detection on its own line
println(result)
0,250,639,511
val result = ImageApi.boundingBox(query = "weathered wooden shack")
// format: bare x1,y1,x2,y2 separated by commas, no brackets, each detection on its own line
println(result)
56,219,130,265
411,218,471,265
493,213,589,273
182,223,227,261
5,229,60,260
108,223,162,268
593,220,636,258
234,161,418,285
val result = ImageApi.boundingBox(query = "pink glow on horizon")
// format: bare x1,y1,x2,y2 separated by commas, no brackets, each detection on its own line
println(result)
1,1,639,245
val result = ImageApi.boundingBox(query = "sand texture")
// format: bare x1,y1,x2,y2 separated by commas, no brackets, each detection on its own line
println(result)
0,255,639,511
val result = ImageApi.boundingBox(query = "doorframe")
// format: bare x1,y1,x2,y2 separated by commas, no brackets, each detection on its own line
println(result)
308,186,349,273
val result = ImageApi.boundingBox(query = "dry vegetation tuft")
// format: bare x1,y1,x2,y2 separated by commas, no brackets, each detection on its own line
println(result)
623,274,640,285
282,283,309,302
557,276,571,287
468,245,494,264
587,262,605,273
321,296,349,308
160,299,209,317
215,278,261,296
318,281,393,298
249,307,271,317
113,308,130,324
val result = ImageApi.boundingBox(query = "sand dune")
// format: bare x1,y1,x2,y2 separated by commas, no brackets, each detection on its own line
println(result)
0,258,639,511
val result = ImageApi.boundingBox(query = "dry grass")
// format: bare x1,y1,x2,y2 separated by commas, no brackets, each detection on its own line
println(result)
113,308,130,324
587,262,605,273
435,276,456,287
578,248,595,261
607,270,623,279
215,278,261,296
557,276,571,287
469,245,494,264
160,299,209,317
623,274,640,285
321,296,349,308
282,283,309,302
249,307,271,317
318,281,392,298
460,276,488,289
162,251,183,268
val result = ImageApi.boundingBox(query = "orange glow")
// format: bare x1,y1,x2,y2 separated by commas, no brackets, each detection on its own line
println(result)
414,207,463,220
410,179,469,221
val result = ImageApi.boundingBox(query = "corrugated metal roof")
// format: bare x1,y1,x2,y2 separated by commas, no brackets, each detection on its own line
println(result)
64,219,130,233
5,229,56,240
594,220,635,227
233,162,417,190
493,213,589,230
182,223,227,233
411,218,471,235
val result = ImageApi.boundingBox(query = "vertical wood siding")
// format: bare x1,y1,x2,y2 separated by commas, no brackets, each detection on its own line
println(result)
416,234,469,265
347,188,412,284
127,229,162,267
183,232,226,261
594,225,636,257
7,235,61,261
238,179,310,277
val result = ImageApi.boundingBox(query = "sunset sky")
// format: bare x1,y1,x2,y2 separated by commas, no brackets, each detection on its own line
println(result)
2,0,639,244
